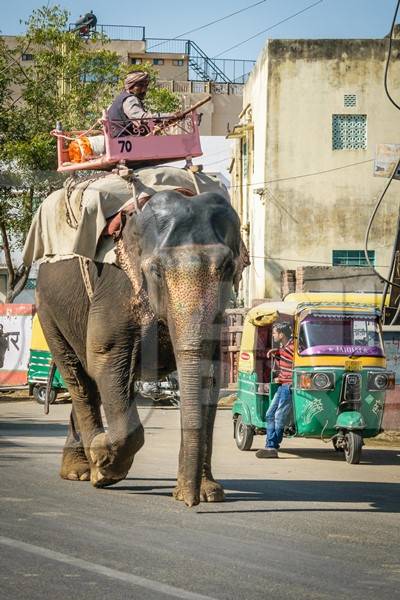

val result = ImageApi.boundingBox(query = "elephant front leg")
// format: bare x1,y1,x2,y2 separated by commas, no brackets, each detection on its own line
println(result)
60,408,91,481
200,358,225,502
173,394,224,503
199,406,225,502
35,313,104,483
87,329,144,488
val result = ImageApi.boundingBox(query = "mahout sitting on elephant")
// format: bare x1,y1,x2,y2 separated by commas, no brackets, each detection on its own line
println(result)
25,168,248,507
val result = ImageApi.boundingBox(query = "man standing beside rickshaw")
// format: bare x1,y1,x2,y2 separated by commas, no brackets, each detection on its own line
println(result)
256,322,294,458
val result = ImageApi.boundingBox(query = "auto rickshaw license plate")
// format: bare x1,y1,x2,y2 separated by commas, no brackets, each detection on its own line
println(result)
345,359,362,371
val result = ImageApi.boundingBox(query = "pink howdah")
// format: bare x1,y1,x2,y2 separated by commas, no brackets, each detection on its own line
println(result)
52,110,203,173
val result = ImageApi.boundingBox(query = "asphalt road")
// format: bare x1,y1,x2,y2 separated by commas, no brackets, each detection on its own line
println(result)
0,398,399,600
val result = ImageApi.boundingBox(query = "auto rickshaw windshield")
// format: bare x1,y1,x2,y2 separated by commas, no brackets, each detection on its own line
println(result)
298,312,384,357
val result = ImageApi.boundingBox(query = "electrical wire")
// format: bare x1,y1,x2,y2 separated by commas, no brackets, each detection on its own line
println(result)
384,0,400,111
146,0,270,52
363,0,400,320
249,254,392,268
227,158,374,190
214,0,324,58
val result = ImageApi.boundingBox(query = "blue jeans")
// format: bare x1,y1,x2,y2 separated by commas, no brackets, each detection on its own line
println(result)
265,384,292,449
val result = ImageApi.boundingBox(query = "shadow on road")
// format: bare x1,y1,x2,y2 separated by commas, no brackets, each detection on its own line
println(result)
0,420,67,438
110,476,400,514
277,447,400,466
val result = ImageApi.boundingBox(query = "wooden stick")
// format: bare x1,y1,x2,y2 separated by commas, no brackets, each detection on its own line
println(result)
150,95,212,136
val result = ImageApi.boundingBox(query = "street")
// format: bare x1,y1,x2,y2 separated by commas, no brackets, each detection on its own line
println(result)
0,398,399,600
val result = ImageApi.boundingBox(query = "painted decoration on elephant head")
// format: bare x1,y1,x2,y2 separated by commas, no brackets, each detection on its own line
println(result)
0,304,34,386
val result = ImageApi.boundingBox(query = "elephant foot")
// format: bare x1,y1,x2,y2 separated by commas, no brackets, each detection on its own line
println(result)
199,477,225,503
172,482,200,507
90,465,128,488
60,446,90,481
173,477,224,505
89,430,144,488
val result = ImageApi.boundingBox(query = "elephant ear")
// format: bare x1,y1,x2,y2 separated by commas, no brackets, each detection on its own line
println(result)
233,238,250,293
114,221,154,325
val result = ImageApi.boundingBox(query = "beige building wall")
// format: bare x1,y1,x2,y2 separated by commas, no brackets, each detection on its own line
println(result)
235,38,400,303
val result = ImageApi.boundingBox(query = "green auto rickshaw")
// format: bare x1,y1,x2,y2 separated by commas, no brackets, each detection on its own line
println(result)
28,313,66,405
232,292,394,464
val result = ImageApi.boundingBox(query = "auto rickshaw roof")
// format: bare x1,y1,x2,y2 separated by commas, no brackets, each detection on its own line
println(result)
246,302,298,327
285,292,386,306
246,293,385,327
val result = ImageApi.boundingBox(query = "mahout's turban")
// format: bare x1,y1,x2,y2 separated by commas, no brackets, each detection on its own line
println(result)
124,71,150,92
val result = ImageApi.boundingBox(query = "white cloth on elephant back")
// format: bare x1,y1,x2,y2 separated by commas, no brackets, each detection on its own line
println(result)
22,166,231,266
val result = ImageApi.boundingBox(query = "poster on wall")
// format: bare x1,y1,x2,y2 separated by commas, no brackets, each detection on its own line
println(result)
0,304,35,387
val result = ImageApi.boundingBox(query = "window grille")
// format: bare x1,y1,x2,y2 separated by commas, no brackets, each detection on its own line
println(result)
332,250,375,267
130,57,142,65
152,58,164,65
332,114,367,150
21,53,34,61
344,94,357,107
173,59,184,66
25,278,37,290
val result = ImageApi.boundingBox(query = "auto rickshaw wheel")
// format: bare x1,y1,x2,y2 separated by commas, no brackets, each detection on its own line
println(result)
344,431,363,464
235,415,254,451
33,384,57,406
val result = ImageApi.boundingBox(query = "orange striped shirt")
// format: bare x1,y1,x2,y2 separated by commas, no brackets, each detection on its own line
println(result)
276,338,294,384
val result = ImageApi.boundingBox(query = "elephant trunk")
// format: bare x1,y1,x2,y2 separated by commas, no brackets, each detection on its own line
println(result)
174,343,212,507
162,246,230,506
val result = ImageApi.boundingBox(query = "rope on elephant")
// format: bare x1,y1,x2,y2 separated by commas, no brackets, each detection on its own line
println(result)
187,168,201,195
64,172,111,230
78,256,94,302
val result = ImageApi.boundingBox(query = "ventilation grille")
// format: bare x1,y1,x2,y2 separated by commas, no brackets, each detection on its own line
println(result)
332,114,367,150
344,94,357,107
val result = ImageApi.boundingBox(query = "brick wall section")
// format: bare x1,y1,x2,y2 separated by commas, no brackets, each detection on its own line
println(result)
281,269,296,298
383,389,400,431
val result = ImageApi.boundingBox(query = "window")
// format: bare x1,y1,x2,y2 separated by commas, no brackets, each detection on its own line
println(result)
344,94,357,107
25,278,37,290
332,114,367,150
173,59,184,66
241,140,248,179
21,53,34,61
130,57,142,65
153,58,164,65
332,250,375,267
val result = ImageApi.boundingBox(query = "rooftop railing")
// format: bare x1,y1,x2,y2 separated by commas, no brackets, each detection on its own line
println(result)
69,23,145,40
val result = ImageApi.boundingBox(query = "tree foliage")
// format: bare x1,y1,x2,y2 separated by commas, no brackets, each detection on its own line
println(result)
0,4,180,301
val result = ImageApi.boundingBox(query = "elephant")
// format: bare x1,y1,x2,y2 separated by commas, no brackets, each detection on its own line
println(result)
35,187,247,507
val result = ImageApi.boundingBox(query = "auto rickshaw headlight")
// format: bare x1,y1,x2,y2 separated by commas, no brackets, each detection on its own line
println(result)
368,371,395,391
313,372,334,390
297,371,334,390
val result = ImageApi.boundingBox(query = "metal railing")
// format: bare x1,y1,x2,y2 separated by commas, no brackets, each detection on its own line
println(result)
210,59,255,84
157,80,244,96
146,39,254,84
69,23,145,40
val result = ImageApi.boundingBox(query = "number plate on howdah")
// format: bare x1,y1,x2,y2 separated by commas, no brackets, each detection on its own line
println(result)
345,359,362,371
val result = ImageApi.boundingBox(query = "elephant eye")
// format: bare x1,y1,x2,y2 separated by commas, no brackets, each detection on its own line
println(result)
150,264,162,279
